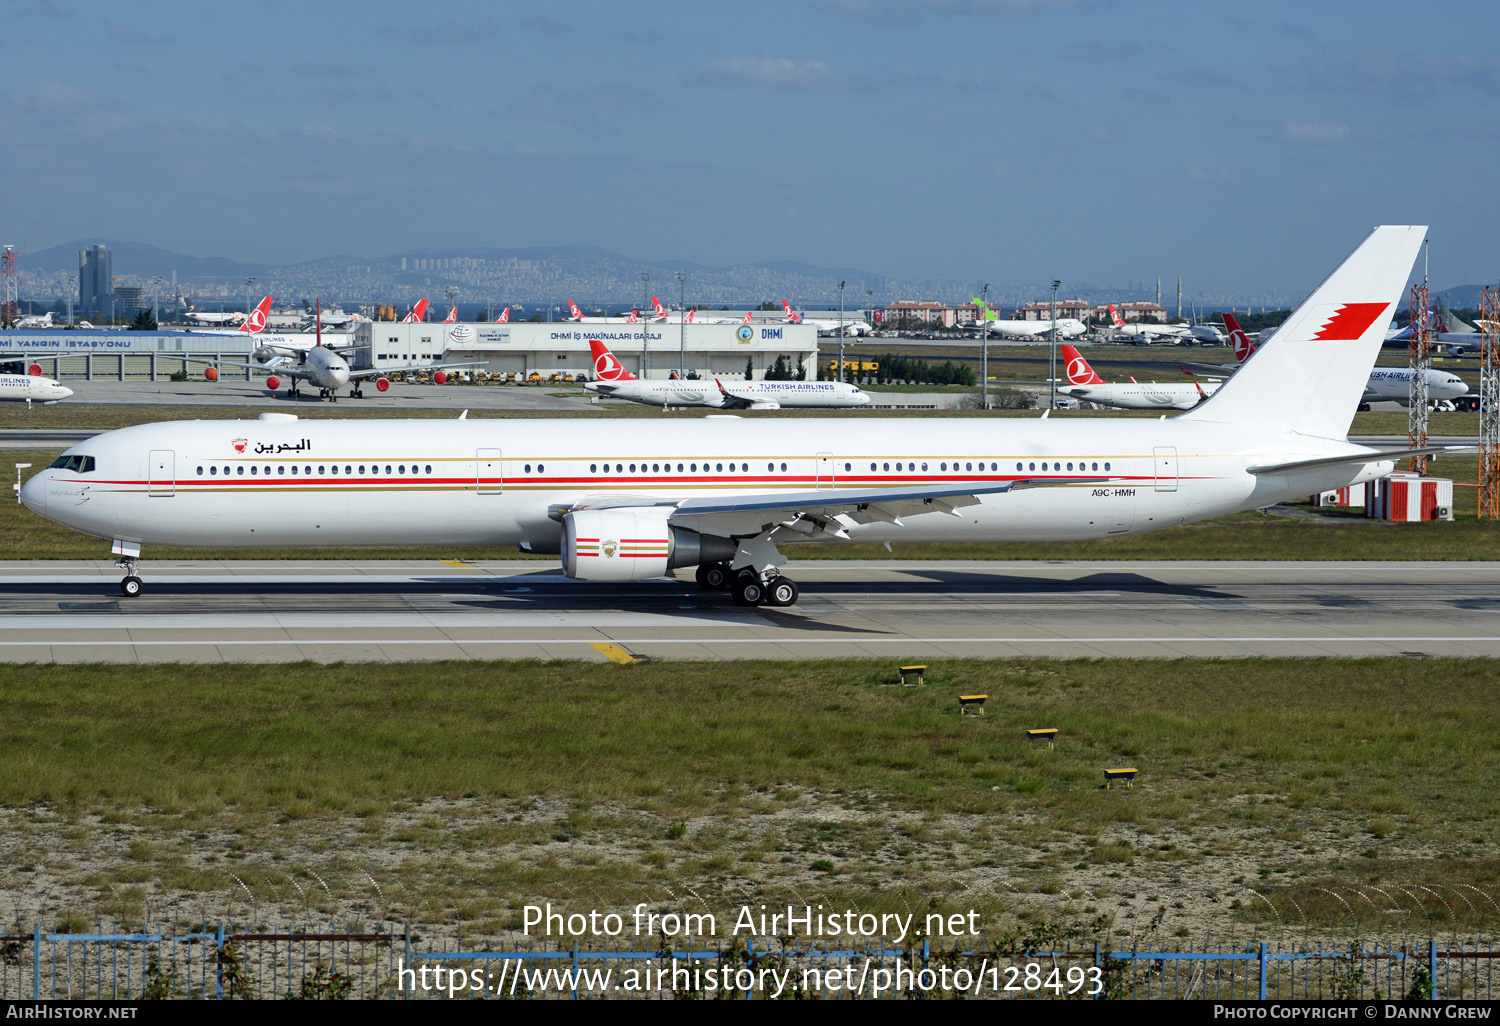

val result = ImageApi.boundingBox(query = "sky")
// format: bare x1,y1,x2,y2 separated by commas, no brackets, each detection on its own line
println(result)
6,0,1499,295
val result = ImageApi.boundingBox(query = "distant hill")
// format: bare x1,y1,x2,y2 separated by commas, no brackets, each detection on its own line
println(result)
25,239,276,280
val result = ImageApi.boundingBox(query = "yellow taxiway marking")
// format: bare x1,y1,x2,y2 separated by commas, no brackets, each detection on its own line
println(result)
591,642,639,664
441,559,473,568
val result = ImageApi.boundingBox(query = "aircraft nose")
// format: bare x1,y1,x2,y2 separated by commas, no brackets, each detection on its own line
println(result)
59,386,74,399
20,471,44,517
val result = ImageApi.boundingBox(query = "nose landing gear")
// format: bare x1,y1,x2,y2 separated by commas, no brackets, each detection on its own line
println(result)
115,557,143,597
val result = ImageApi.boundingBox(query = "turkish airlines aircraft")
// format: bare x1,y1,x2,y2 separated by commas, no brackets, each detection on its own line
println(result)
582,339,870,410
1100,304,1193,341
0,371,72,404
24,227,1455,608
442,307,458,323
780,300,872,336
495,307,510,323
1219,312,1466,409
181,303,484,400
402,299,431,323
1056,345,1217,410
191,297,273,335
567,299,662,323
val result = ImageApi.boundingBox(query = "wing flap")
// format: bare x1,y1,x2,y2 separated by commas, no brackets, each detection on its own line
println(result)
1247,446,1471,475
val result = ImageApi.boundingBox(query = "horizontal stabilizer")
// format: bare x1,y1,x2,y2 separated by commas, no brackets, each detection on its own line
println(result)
1247,446,1473,475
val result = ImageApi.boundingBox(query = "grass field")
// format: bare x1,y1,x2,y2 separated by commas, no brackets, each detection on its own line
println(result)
3,658,1497,942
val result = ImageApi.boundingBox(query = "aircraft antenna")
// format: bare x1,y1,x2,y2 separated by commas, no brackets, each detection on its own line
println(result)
1480,285,1500,518
1407,277,1431,474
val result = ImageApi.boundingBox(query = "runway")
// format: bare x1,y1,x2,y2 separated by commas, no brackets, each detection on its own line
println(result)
1,559,1496,663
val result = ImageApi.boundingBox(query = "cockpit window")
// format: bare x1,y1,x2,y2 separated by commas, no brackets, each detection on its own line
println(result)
48,455,95,473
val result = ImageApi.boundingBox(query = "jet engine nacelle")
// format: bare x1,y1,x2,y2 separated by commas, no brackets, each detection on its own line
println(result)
27,364,42,376
748,400,781,410
561,508,735,581
265,375,281,391
433,371,448,385
375,376,390,392
204,367,219,382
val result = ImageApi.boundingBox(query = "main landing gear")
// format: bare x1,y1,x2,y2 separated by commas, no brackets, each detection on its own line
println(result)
695,562,799,607
116,557,143,597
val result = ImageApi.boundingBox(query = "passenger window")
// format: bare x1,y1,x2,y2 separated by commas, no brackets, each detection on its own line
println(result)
781,463,787,472
279,466,286,476
398,465,406,475
250,466,258,476
1016,462,1023,472
1104,462,1111,471
196,466,203,476
1028,462,1035,471
940,463,946,471
209,466,217,476
590,464,597,473
237,466,245,476
538,465,545,474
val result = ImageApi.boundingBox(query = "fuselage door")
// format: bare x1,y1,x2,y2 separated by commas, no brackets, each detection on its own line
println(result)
148,450,175,497
1153,446,1178,492
476,448,503,495
815,452,835,490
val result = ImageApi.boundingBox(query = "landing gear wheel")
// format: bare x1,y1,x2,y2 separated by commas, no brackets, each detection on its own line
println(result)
695,563,730,590
120,575,143,598
731,576,765,606
765,577,799,607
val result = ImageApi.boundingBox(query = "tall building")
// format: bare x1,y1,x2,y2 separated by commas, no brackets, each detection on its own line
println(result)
78,244,112,315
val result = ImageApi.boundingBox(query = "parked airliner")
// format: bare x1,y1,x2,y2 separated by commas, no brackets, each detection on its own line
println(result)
967,300,1087,339
22,227,1456,608
582,339,870,410
1056,346,1216,410
0,371,72,404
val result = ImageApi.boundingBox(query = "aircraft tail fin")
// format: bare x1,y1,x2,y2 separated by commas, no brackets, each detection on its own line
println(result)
1060,345,1107,385
239,296,272,334
1108,304,1126,327
1435,295,1475,334
496,306,509,323
1222,311,1258,364
442,307,457,323
567,300,584,320
685,309,694,323
626,309,639,323
402,299,430,323
589,339,634,381
1179,225,1425,440
741,310,752,325
652,296,666,319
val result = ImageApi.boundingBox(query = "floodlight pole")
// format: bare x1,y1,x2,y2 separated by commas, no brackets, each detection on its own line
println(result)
980,282,990,410
1050,280,1062,409
838,280,846,382
676,270,686,377
640,271,650,379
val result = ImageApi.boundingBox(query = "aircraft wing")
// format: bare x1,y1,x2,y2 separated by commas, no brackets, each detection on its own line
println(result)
664,477,1110,538
1247,446,1472,476
165,352,316,380
713,378,774,409
349,359,488,381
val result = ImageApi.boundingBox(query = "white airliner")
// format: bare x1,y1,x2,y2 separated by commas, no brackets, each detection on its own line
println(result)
191,296,273,335
0,372,72,404
182,304,484,400
968,300,1088,339
1056,345,1217,411
582,339,870,410
23,226,1458,608
1219,312,1466,409
16,311,55,328
1100,304,1194,341
567,299,664,323
780,301,873,336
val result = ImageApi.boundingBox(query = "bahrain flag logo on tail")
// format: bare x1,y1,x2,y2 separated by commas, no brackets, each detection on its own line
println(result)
1309,303,1390,342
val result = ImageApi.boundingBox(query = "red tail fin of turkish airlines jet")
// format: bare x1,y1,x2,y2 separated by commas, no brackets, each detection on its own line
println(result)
238,296,272,333
652,296,666,318
1108,304,1126,327
402,299,430,323
685,309,694,324
588,339,635,381
781,300,795,319
626,309,639,323
442,307,457,323
495,306,509,323
1060,344,1107,385
567,300,584,320
1222,312,1258,364
741,310,752,325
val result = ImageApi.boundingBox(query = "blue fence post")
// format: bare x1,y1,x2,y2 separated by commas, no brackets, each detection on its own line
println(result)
1095,940,1103,1000
216,924,224,1000
32,922,40,1001
404,925,412,1001
1430,939,1438,1000
1259,942,1267,1001
746,938,754,1000
571,944,579,1001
